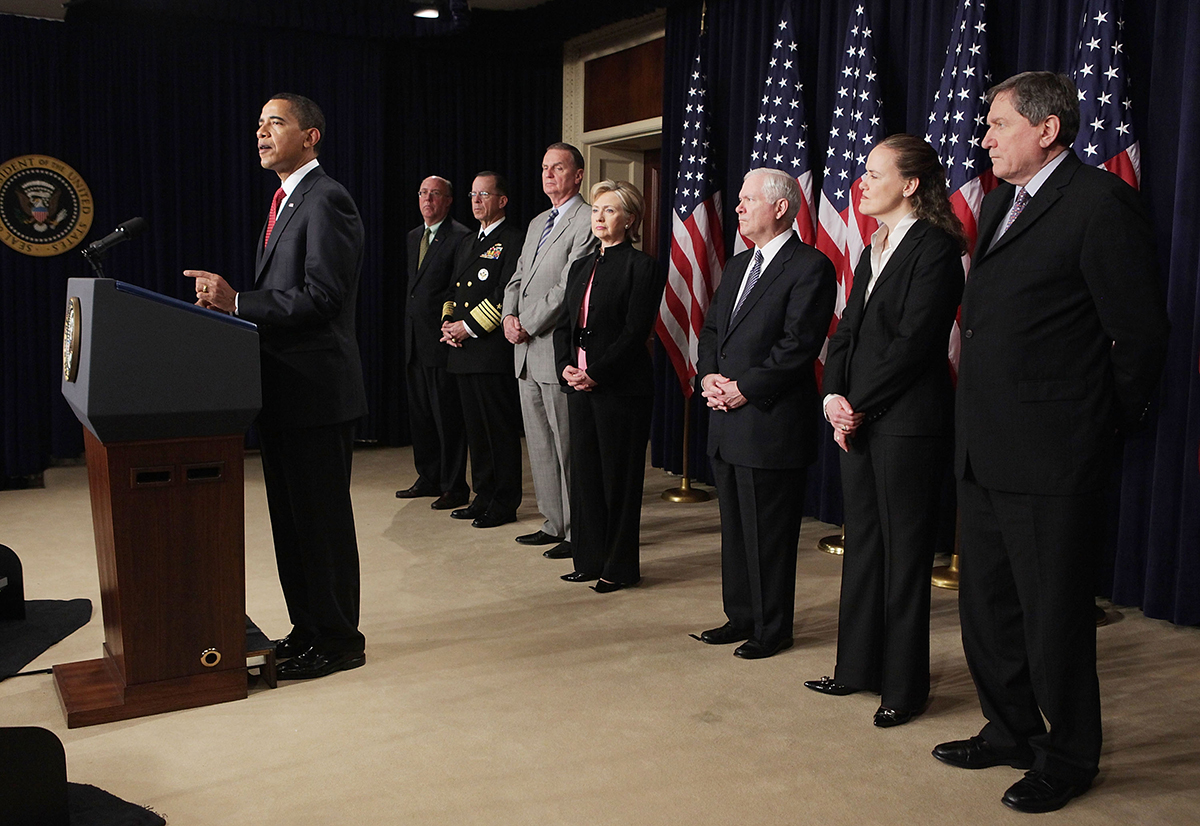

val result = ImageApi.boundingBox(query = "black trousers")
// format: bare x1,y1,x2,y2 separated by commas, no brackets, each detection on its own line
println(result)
258,419,364,653
835,431,948,710
710,456,805,644
405,359,468,496
958,475,1103,785
567,392,652,583
456,371,522,517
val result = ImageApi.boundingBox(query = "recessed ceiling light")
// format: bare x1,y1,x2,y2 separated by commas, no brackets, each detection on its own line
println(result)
412,3,439,17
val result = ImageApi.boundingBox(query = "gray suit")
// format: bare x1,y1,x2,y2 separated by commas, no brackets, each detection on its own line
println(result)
503,195,598,539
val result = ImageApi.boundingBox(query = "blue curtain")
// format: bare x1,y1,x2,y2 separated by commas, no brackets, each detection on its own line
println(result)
652,0,1200,625
0,8,563,472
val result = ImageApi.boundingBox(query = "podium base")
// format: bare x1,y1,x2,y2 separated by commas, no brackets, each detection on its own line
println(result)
53,656,246,728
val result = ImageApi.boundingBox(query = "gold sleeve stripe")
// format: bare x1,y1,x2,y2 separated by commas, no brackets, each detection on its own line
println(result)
441,300,455,319
469,299,502,332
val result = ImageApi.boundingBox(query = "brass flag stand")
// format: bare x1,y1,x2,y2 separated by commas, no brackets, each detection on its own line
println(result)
932,513,960,590
662,395,710,503
818,525,845,555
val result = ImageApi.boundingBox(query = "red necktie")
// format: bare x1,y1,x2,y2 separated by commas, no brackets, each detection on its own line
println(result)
263,187,285,247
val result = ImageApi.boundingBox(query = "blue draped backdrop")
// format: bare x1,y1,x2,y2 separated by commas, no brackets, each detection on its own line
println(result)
1,0,1196,624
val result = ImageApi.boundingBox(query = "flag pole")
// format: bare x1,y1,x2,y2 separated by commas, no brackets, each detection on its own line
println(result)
662,392,709,503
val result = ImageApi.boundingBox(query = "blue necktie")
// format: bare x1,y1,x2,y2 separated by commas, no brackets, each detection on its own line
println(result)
731,250,764,320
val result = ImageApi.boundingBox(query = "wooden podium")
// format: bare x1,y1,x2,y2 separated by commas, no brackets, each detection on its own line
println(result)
55,278,261,727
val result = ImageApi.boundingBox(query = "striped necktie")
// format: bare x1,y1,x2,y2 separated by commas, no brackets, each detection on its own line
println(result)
533,208,559,261
731,250,764,320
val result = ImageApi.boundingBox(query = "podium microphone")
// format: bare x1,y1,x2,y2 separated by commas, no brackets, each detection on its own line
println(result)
82,217,147,260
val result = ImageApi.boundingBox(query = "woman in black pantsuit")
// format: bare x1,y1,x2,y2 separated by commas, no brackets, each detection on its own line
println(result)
804,135,966,726
553,180,665,593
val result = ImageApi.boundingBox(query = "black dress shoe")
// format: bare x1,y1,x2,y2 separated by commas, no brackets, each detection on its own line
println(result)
472,510,517,529
276,647,366,680
431,491,469,510
396,481,440,499
734,637,793,659
873,706,915,728
1002,771,1090,813
542,541,573,559
591,578,640,593
272,634,311,660
803,676,858,696
932,736,1034,770
696,622,752,645
515,530,564,546
561,571,598,582
451,503,486,520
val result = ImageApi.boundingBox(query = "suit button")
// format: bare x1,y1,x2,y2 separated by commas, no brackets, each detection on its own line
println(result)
456,282,461,287
721,351,727,359
467,281,472,286
964,329,973,338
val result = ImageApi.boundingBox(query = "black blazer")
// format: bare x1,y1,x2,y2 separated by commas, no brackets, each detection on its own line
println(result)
405,217,470,368
445,220,524,375
824,219,963,437
956,151,1168,494
238,166,368,430
697,234,836,469
552,242,665,396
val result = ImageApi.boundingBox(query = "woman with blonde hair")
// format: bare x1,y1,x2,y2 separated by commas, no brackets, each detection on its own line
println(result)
553,180,666,592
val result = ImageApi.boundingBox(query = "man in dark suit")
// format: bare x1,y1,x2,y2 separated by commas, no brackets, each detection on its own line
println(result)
695,167,836,659
185,93,367,680
396,175,471,510
935,73,1168,813
440,172,524,529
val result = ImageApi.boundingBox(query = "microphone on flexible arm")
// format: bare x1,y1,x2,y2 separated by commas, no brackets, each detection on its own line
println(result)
81,216,147,276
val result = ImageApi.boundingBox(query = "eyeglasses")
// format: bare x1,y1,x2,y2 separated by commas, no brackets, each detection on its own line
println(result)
468,191,496,200
417,189,446,198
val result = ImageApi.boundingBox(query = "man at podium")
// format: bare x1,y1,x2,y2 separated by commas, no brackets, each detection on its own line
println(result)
185,92,368,680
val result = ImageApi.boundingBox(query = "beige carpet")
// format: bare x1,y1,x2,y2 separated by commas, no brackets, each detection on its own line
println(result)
2,445,1198,825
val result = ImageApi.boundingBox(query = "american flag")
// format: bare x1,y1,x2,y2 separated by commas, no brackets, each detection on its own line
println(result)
736,1,815,254
814,4,884,371
926,0,995,377
657,18,726,399
1071,0,1140,188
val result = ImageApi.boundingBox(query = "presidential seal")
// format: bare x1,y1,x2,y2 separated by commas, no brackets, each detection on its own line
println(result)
63,296,81,382
0,154,94,257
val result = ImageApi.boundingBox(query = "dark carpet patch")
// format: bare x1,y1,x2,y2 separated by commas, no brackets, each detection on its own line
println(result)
0,599,92,680
68,783,166,826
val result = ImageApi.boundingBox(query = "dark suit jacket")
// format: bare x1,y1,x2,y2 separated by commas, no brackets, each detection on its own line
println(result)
552,242,666,396
445,221,524,375
697,233,836,469
824,219,964,437
405,217,470,368
956,151,1168,495
237,166,368,430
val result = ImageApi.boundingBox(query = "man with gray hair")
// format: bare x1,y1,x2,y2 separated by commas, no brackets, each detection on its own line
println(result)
934,72,1167,813
693,167,835,659
502,143,599,559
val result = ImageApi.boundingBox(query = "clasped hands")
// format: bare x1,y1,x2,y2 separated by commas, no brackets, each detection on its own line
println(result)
562,365,596,392
701,373,747,411
440,320,468,348
502,315,529,344
825,394,864,452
